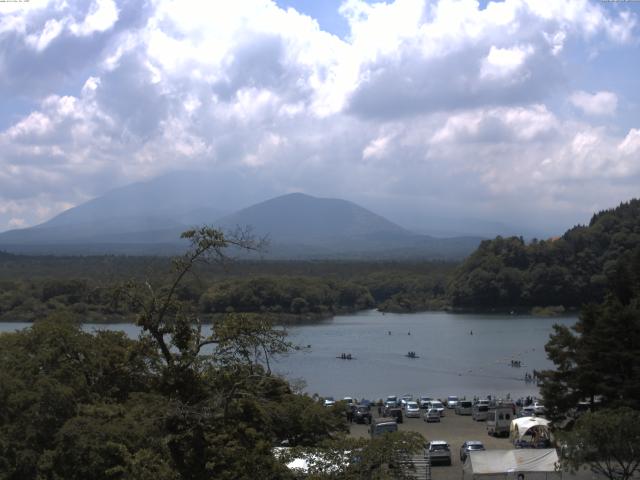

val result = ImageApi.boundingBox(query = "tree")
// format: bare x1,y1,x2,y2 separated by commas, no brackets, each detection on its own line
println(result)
283,431,426,480
558,408,640,480
540,247,640,424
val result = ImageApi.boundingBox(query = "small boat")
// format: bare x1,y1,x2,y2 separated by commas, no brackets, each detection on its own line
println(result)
405,351,420,359
337,353,355,360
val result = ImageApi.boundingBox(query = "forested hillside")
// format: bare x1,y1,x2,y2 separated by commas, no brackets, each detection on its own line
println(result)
448,199,640,310
0,256,454,322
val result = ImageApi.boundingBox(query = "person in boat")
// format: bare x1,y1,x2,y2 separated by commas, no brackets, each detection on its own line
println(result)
346,353,352,360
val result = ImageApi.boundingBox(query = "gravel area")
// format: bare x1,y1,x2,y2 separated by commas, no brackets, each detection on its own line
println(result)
349,408,513,480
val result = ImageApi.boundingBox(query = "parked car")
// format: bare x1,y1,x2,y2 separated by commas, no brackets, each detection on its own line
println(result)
533,402,546,415
459,441,485,462
456,400,473,415
370,417,398,437
386,395,399,407
419,395,433,409
424,408,441,423
343,396,354,406
383,406,404,423
426,440,452,465
404,401,421,418
324,396,336,407
399,394,413,407
428,400,445,416
472,400,490,421
354,404,372,424
446,396,459,409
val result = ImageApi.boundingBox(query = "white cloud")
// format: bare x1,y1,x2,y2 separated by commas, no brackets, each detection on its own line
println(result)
618,128,640,155
0,0,639,232
25,18,65,51
570,90,618,116
362,135,392,160
68,0,119,37
480,45,533,79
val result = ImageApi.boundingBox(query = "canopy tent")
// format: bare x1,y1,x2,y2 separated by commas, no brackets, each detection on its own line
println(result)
463,449,561,480
510,417,551,446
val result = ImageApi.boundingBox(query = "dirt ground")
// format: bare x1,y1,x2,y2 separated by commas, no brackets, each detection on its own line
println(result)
349,407,513,480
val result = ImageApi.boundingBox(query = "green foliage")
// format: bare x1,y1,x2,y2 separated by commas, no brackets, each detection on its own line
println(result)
558,408,640,480
0,313,156,479
199,276,375,317
450,199,640,309
540,247,640,424
0,257,456,323
284,431,426,480
0,227,356,479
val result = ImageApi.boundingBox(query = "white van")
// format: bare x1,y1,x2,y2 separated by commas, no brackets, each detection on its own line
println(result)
486,405,513,436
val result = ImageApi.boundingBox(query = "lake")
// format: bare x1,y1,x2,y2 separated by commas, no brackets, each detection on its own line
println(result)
0,310,577,401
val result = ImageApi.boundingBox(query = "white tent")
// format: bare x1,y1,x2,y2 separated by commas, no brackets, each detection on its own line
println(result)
463,449,561,480
510,417,551,445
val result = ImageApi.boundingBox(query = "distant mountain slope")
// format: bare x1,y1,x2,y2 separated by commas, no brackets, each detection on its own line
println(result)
217,193,409,242
0,179,483,259
448,198,640,309
0,170,275,246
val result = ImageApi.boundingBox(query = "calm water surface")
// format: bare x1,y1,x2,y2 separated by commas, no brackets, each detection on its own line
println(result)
0,310,577,401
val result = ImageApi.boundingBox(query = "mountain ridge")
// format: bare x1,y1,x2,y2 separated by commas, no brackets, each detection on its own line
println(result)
0,177,483,259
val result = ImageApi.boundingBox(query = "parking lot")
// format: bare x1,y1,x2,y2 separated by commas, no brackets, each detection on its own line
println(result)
349,408,513,480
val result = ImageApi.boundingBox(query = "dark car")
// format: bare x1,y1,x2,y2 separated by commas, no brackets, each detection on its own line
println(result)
383,406,403,424
354,405,372,424
460,441,485,462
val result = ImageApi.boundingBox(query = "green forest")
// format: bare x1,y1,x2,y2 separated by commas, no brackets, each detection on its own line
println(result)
448,199,640,311
1,198,639,324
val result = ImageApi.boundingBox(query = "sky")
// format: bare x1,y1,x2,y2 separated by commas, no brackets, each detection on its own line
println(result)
1,0,639,236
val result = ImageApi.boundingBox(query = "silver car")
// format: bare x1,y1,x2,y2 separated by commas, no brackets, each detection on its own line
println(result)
460,441,485,462
428,400,445,416
404,401,421,418
424,408,441,423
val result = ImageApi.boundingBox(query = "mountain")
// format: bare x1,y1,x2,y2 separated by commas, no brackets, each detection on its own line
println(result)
217,193,409,242
0,177,482,259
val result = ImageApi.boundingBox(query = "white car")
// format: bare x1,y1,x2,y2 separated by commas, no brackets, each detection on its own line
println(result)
427,440,452,465
386,395,399,407
324,397,336,407
446,396,459,409
343,396,354,406
532,402,545,415
428,400,445,416
404,401,421,418
400,395,413,407
419,396,433,409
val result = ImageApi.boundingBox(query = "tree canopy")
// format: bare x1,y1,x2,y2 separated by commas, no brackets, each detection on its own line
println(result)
0,226,424,479
449,199,640,310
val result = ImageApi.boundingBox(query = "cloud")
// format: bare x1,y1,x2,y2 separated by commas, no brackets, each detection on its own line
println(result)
0,0,638,233
480,45,534,80
618,128,640,155
569,90,618,116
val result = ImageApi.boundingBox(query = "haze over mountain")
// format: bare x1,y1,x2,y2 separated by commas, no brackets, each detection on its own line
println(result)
0,175,483,259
